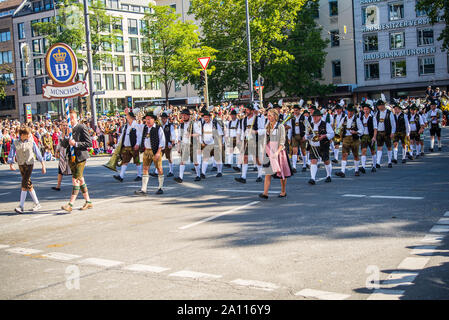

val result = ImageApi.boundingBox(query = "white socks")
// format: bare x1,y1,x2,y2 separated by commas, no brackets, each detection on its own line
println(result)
402,148,406,160
361,155,366,169
334,148,339,161
301,154,307,168
292,155,297,169
179,165,185,179
120,164,127,179
393,148,398,160
325,163,332,177
341,160,347,174
430,138,435,149
29,189,39,205
387,150,392,164
310,164,317,180
372,154,377,167
141,174,149,192
20,191,27,208
354,160,359,172
169,163,173,174
202,161,208,175
217,163,223,173
257,165,263,178
376,150,382,165
241,164,248,179
158,174,164,189
194,165,200,177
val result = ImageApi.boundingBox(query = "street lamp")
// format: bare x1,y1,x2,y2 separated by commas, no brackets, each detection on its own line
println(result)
245,0,254,104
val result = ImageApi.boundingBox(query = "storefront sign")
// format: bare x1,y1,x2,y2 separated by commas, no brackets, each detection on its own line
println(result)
364,47,436,60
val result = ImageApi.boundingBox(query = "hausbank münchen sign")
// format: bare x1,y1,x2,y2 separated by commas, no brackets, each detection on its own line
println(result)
364,47,437,60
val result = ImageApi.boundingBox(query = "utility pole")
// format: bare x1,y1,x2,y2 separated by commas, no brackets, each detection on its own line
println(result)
245,0,254,104
83,0,97,128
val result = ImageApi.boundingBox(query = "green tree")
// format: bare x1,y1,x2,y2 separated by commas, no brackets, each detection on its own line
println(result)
416,0,449,51
141,4,216,107
189,0,309,102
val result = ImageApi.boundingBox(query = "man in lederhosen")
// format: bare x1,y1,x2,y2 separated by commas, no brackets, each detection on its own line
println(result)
408,104,424,159
331,105,345,164
306,109,334,185
113,108,142,182
359,103,378,173
151,112,175,177
224,109,241,172
288,104,306,173
392,103,410,164
200,110,224,178
135,111,165,195
426,99,443,152
375,100,396,168
335,104,364,178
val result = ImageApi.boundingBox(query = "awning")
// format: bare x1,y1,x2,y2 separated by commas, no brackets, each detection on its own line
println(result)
354,79,449,93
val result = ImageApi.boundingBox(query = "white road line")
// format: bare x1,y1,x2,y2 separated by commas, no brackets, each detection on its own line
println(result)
0,244,10,249
79,258,124,268
429,225,449,233
42,252,82,261
444,211,449,217
218,189,281,194
367,289,405,300
342,194,366,198
436,217,449,225
230,279,280,291
178,201,260,230
381,271,419,288
0,192,11,196
32,214,51,219
369,195,424,200
168,270,222,280
410,245,438,256
397,257,430,270
295,288,350,300
123,264,170,273
5,247,43,255
420,234,445,244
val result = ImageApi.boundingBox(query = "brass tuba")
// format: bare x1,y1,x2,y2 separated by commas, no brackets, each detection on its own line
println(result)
103,141,123,172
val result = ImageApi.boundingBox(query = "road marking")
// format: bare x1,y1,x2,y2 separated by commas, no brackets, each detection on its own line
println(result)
342,194,423,200
32,214,50,219
368,289,405,300
123,264,170,273
42,252,82,261
444,211,449,217
79,258,124,268
420,234,445,244
429,225,449,233
0,244,10,249
218,189,280,194
178,201,260,230
342,194,366,198
436,217,449,225
5,247,43,255
410,245,438,256
0,192,11,196
381,271,419,288
397,257,430,270
295,288,350,300
230,279,279,291
168,270,222,280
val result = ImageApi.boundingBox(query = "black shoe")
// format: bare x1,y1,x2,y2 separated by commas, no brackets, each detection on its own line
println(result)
166,172,174,177
371,167,376,173
224,164,231,168
134,190,146,196
388,163,393,168
200,173,206,179
256,177,263,183
325,176,332,183
359,167,366,174
355,171,360,176
191,167,196,172
194,176,201,182
235,177,246,184
308,179,316,185
301,167,307,172
259,193,268,199
376,164,381,168
332,159,338,164
420,152,424,156
278,193,287,198
134,176,142,181
430,148,434,152
51,187,61,191
335,171,345,178
174,177,183,183
211,167,217,172
292,168,297,173
408,155,413,160
253,167,258,171
402,159,406,164
216,173,223,178
155,189,163,195
392,159,398,164
439,147,442,151
306,164,310,169
149,173,158,177
233,166,241,172
113,175,123,182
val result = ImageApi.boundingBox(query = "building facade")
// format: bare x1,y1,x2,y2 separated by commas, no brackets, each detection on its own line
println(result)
0,0,22,119
12,0,161,121
353,0,448,101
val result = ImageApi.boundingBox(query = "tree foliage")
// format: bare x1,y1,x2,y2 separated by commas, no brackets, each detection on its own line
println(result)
416,0,449,51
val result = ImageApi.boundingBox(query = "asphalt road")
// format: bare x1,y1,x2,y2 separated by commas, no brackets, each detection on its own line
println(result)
0,128,448,300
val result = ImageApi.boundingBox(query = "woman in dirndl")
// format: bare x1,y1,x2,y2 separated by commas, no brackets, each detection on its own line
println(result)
52,122,72,191
259,108,293,199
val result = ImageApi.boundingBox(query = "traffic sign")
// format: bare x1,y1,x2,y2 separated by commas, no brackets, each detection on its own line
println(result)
45,43,78,84
198,57,211,70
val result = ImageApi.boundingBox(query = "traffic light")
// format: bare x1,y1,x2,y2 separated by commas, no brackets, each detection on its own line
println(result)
126,96,132,108
199,70,205,87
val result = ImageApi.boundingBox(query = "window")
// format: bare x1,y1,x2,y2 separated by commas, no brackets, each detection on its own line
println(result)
93,60,101,71
43,0,53,11
113,19,122,31
332,60,341,77
140,20,148,34
22,79,30,96
31,20,40,37
94,73,102,90
131,56,140,72
0,29,11,42
18,23,25,40
363,34,378,52
144,75,152,90
417,28,434,46
42,38,49,53
418,56,435,75
20,61,28,77
170,4,176,11
0,95,15,111
389,2,404,21
131,5,140,12
33,1,43,13
0,51,12,65
35,77,47,95
104,74,114,90
32,39,41,55
390,32,405,49
34,58,44,75
128,19,138,35
391,59,406,78
115,55,125,72
102,41,112,52
329,0,338,17
121,4,129,11
115,36,124,52
102,56,113,71
0,73,14,85
116,74,126,90
175,80,181,92
129,38,139,53
108,0,118,9
132,74,141,90
330,30,340,47
365,62,379,80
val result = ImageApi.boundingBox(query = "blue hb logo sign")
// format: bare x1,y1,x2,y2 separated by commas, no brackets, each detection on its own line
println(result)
45,43,78,84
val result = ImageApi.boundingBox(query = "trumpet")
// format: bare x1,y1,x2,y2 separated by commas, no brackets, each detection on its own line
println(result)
304,119,320,142
103,141,123,172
